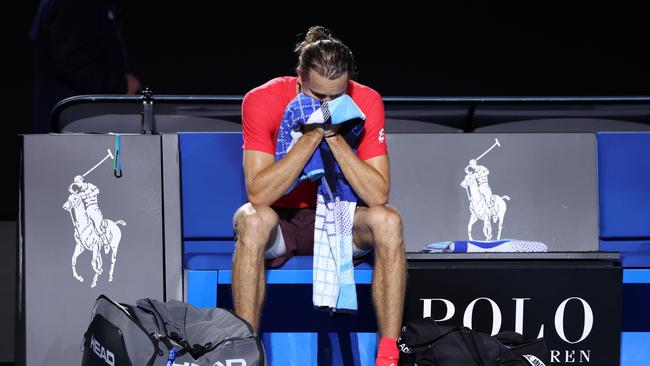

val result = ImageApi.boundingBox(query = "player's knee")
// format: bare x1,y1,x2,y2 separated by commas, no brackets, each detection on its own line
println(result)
234,204,276,250
368,205,403,236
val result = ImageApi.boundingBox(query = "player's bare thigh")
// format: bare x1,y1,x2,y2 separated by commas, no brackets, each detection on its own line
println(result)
353,205,402,251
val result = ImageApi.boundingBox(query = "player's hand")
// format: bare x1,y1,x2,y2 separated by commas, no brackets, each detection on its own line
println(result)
304,124,325,140
324,124,341,138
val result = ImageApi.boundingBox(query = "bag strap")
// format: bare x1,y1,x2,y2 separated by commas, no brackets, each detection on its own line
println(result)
138,299,185,338
135,299,192,354
459,328,487,366
139,299,215,359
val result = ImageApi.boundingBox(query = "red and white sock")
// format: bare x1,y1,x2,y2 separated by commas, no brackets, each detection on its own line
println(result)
375,337,399,366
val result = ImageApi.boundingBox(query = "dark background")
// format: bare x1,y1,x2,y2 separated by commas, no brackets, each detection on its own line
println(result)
3,2,650,220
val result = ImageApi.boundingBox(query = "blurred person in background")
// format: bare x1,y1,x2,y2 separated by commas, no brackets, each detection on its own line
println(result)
30,0,141,133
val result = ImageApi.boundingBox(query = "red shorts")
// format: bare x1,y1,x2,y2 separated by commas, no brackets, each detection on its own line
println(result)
264,207,373,268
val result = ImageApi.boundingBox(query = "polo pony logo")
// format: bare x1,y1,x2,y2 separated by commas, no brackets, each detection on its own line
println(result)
62,149,126,288
460,139,510,240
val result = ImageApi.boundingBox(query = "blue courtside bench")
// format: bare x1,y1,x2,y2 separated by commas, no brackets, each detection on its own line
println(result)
180,131,650,365
179,132,377,365
598,133,650,366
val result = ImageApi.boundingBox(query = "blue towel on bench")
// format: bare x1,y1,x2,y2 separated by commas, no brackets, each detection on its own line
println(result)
422,239,548,253
275,92,365,313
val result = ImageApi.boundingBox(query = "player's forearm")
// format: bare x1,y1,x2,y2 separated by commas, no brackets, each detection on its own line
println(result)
247,130,323,206
324,134,389,206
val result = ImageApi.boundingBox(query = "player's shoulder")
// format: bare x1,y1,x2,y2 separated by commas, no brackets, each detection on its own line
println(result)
244,76,297,101
348,80,382,103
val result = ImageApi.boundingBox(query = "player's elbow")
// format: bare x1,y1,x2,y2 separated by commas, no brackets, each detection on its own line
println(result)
248,193,272,207
365,191,388,207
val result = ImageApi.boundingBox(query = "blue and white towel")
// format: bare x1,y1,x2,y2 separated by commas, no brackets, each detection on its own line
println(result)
275,94,324,187
423,239,548,253
275,93,365,313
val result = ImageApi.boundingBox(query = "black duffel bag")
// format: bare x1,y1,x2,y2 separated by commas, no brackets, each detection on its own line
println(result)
398,317,549,366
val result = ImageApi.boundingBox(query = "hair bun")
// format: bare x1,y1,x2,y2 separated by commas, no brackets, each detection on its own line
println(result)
295,25,332,54
304,26,332,43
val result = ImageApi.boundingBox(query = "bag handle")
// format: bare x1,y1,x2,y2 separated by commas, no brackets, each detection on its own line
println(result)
139,299,215,360
138,299,185,339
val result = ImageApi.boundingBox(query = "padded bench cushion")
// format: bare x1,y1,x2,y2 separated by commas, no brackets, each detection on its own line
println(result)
184,240,236,269
183,240,373,273
601,240,650,267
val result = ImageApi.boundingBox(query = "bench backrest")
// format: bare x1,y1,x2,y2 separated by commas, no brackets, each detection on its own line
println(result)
179,132,607,253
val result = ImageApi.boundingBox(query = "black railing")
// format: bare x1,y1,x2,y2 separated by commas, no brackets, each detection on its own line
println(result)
52,92,650,133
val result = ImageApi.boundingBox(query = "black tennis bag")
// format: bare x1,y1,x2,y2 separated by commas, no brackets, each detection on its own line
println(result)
81,295,265,366
398,317,549,366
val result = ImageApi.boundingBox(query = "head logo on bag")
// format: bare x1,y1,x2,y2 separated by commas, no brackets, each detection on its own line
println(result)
522,354,547,366
89,334,115,366
62,149,127,288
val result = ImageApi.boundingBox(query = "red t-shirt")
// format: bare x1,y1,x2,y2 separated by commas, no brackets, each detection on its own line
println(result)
242,76,387,208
